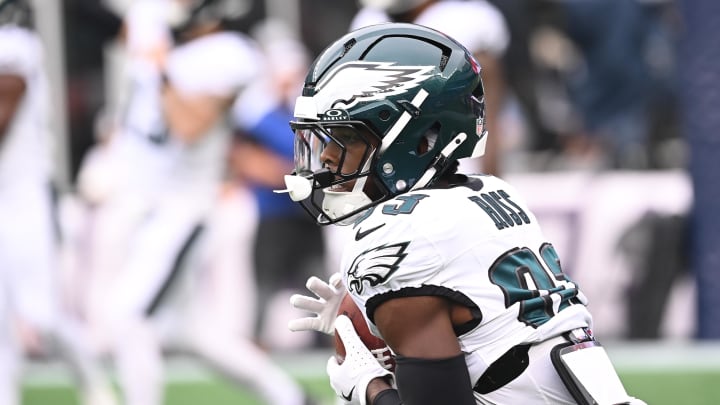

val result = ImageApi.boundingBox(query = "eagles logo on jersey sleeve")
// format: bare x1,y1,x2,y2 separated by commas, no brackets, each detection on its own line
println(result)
346,242,409,295
340,192,449,302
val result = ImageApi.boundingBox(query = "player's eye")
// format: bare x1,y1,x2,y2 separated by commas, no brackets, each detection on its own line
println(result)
329,128,363,146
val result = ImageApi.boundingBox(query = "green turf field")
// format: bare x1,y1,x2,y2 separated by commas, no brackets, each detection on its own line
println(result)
21,371,720,405
20,343,720,405
22,378,332,405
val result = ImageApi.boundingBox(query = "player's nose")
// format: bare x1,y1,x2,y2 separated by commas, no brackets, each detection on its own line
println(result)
321,141,342,171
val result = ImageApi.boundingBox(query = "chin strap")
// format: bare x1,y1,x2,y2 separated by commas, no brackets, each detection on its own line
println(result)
411,132,467,191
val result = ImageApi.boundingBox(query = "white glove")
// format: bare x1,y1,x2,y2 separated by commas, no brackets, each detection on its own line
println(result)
327,315,394,405
288,272,345,335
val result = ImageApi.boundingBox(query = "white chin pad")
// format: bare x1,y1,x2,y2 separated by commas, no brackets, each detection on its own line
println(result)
274,175,313,201
322,189,372,221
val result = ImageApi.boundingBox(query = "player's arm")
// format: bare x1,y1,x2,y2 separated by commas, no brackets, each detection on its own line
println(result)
230,137,293,188
371,295,477,405
0,73,26,145
161,80,234,143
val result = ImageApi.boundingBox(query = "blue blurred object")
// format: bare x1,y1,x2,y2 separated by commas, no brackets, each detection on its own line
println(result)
244,105,303,219
677,0,720,339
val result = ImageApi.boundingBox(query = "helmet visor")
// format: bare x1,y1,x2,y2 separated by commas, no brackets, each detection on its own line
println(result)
291,121,379,187
289,121,386,224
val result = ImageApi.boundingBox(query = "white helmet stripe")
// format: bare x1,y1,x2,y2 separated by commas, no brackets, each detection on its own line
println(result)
379,88,429,153
411,132,467,191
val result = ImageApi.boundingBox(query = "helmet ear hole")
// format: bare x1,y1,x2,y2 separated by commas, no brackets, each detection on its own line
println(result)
416,123,440,156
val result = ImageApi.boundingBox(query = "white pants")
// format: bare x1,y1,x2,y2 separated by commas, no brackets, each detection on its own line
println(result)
108,199,210,321
83,185,216,405
0,182,117,405
0,183,58,329
475,335,580,405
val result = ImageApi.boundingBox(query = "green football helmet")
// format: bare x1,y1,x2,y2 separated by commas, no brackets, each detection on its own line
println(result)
280,22,487,225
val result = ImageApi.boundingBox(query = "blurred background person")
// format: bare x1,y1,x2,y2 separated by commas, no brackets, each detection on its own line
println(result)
522,0,681,172
0,0,117,404
231,19,326,351
555,0,677,170
483,0,561,158
61,0,124,184
72,0,315,404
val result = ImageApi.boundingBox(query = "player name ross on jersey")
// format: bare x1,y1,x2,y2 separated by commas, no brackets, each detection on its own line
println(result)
468,189,531,230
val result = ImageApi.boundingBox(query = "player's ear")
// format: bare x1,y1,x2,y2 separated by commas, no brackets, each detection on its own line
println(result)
416,136,429,154
416,125,439,155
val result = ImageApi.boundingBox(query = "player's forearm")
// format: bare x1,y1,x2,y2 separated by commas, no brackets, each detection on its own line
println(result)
367,377,397,404
366,355,478,404
161,84,230,143
393,354,477,405
229,141,292,187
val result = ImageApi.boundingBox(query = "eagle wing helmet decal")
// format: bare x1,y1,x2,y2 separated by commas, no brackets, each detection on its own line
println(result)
314,62,434,110
347,242,410,294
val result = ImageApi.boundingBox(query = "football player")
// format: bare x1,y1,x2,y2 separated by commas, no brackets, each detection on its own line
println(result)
285,23,645,405
321,0,512,286
76,0,314,404
0,1,117,404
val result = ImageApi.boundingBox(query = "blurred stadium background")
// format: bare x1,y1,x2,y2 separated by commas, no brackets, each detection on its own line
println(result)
13,0,720,403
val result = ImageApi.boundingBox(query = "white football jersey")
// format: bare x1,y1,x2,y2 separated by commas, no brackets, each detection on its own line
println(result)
162,31,262,191
350,0,510,57
117,2,262,197
0,25,52,186
340,175,593,385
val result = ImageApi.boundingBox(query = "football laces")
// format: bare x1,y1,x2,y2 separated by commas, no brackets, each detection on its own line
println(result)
371,346,394,370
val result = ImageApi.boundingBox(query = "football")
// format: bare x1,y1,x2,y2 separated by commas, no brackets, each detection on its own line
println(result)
335,293,396,371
